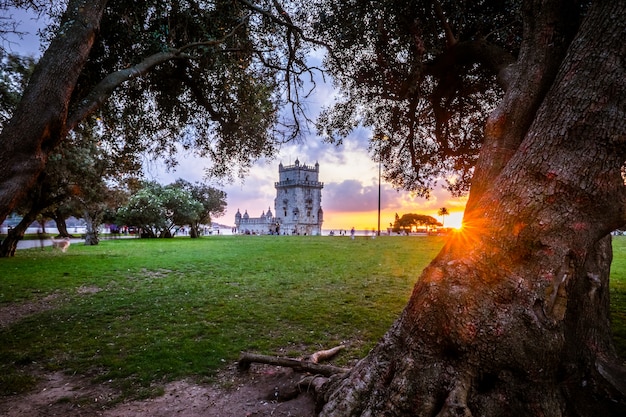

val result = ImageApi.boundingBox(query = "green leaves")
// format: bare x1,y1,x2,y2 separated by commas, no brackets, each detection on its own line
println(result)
0,53,36,125
116,180,224,237
68,0,314,180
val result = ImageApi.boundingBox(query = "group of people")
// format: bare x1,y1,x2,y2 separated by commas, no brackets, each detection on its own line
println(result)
328,227,359,239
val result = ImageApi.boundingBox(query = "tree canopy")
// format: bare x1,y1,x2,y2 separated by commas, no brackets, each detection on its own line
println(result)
438,206,449,227
0,0,323,223
116,180,225,238
117,181,199,238
0,53,34,125
174,179,227,238
311,0,582,198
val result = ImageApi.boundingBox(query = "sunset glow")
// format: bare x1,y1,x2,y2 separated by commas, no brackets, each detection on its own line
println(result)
150,143,469,230
10,17,470,232
321,210,464,232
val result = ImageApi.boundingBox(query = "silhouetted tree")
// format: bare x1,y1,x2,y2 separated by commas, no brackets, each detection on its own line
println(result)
438,207,449,228
393,213,441,234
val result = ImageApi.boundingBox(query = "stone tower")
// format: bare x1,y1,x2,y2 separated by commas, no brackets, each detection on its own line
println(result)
274,159,324,235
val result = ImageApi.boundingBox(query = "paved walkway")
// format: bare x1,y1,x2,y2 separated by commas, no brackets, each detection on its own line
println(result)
16,238,84,250
14,235,138,250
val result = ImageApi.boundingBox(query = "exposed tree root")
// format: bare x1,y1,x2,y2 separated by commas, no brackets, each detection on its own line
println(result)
238,352,349,377
238,346,349,378
307,345,346,364
237,346,348,409
297,374,331,396
436,371,474,417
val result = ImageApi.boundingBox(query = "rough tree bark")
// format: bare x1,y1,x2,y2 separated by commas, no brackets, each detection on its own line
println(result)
318,1,626,416
0,208,39,257
0,0,107,223
51,212,73,238
83,210,101,246
0,173,63,256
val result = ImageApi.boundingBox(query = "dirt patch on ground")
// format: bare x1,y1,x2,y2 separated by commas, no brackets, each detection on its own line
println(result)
0,291,318,416
0,292,64,329
0,364,318,417
0,286,102,329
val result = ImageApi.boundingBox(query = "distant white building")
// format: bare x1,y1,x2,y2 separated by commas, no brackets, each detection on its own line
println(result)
234,208,277,235
235,159,324,235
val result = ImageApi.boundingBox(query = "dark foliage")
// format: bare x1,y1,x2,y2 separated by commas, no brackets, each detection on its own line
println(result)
312,0,529,196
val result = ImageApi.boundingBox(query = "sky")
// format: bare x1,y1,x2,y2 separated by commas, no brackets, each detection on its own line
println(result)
3,7,467,231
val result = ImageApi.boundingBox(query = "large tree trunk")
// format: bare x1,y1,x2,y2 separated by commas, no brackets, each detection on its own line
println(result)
83,210,100,246
0,0,107,222
0,210,39,257
190,223,200,238
319,1,626,416
37,217,47,234
52,213,73,238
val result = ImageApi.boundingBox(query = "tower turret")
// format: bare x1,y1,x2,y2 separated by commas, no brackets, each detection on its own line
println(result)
235,209,242,227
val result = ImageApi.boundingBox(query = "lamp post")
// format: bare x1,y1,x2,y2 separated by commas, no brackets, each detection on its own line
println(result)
376,134,388,237
377,153,382,236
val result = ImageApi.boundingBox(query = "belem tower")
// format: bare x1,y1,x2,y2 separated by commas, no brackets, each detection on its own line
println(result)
235,159,324,235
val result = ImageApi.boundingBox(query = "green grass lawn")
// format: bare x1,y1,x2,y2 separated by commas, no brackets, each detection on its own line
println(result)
0,235,624,401
608,236,626,360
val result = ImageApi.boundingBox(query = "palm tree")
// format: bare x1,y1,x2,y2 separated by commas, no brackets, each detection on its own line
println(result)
437,207,449,228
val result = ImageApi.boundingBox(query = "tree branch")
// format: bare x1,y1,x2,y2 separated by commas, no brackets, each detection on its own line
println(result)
237,0,334,54
66,51,179,131
238,352,349,377
66,17,251,130
432,0,457,47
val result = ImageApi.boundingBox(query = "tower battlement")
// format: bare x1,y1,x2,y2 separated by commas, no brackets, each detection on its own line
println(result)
279,159,319,173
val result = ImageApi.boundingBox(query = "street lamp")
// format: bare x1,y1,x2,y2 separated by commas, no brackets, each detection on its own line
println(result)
376,134,388,236
378,152,382,236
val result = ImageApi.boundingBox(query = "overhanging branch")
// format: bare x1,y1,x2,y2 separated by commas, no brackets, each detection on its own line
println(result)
66,17,251,131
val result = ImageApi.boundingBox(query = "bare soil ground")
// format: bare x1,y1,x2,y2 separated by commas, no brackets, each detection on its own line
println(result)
0,364,317,417
0,296,318,417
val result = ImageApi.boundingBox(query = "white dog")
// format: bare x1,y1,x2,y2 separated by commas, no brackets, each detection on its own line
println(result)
50,237,71,252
